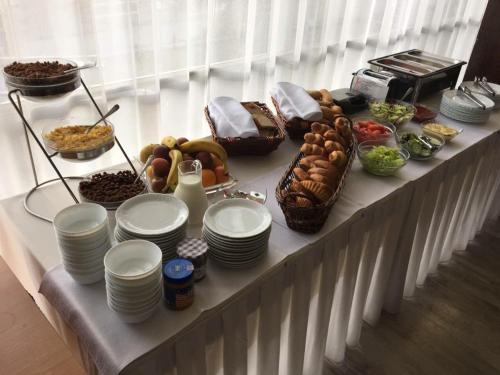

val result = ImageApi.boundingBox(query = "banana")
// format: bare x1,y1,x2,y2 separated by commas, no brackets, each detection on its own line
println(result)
163,149,183,192
179,140,228,172
161,136,177,150
139,143,158,163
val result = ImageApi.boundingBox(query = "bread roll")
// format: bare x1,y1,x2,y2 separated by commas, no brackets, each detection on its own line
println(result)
331,105,343,115
304,132,323,145
296,196,313,208
307,90,322,100
320,106,335,121
304,155,328,163
320,89,333,104
293,167,310,181
324,140,345,153
301,180,332,202
309,173,329,185
329,150,347,168
299,158,315,171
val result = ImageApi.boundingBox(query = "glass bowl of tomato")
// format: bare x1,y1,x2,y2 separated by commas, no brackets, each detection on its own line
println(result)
352,118,396,143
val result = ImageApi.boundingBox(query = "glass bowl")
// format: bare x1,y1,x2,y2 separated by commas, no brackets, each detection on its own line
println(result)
3,58,81,98
357,140,409,176
368,99,416,127
397,131,445,160
421,121,463,142
352,118,396,143
78,169,147,210
413,103,438,122
42,120,115,161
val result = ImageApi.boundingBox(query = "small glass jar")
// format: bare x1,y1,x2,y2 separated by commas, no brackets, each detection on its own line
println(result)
177,238,208,281
163,259,194,310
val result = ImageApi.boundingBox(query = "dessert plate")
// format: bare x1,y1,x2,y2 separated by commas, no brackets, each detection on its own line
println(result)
203,198,272,238
116,194,188,236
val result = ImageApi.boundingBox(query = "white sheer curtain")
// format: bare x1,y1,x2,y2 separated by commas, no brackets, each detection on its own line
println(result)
0,0,488,199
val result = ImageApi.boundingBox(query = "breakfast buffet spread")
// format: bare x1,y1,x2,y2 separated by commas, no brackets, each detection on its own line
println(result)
3,53,499,328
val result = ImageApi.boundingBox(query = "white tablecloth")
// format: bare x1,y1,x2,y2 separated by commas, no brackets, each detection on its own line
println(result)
1,96,499,374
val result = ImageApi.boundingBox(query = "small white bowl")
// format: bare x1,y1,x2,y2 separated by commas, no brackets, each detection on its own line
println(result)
105,268,161,289
104,240,162,280
108,302,159,324
66,268,104,285
54,203,108,237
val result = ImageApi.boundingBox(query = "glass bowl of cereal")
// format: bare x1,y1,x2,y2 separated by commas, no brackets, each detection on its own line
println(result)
42,120,115,161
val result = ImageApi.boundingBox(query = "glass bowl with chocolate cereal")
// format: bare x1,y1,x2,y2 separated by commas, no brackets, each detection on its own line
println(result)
3,59,81,98
78,169,147,210
42,120,115,161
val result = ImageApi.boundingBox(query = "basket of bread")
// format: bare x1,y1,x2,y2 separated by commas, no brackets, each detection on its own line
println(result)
271,85,344,139
276,116,355,233
205,101,285,156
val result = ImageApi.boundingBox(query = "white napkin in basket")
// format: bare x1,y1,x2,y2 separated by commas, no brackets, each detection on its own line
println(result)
208,97,259,138
270,82,322,121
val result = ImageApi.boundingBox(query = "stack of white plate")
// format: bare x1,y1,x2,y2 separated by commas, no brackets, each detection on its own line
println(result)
202,198,272,268
53,203,112,285
440,90,495,123
104,240,163,323
114,194,188,263
461,81,500,108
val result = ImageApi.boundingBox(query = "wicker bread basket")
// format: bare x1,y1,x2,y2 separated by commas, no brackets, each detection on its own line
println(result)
271,96,337,139
275,116,355,233
205,101,285,156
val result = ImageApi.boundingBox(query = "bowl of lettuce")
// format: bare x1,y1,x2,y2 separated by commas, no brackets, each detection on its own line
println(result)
368,99,416,127
357,140,409,176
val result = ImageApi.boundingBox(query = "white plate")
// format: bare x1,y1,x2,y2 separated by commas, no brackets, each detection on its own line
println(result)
203,198,272,238
442,90,495,111
116,194,188,236
209,252,266,268
203,227,270,244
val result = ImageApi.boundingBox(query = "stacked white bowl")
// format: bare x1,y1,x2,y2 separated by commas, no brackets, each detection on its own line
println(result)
53,203,112,285
104,240,163,323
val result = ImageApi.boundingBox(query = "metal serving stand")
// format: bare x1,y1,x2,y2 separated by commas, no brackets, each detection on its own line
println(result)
7,77,137,223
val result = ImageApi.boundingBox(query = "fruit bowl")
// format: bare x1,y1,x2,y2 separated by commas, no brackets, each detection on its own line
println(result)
352,118,396,143
140,137,237,194
357,140,409,176
368,99,416,127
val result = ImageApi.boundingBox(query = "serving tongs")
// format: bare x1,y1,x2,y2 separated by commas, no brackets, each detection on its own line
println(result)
458,85,486,110
474,76,496,97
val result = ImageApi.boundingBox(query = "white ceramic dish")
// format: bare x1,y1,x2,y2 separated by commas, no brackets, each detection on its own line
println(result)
104,240,162,280
203,198,272,238
66,268,104,285
108,302,159,324
54,203,108,236
116,194,188,236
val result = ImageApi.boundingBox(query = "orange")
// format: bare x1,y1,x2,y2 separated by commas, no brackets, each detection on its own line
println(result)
214,166,228,184
211,154,224,168
201,169,217,187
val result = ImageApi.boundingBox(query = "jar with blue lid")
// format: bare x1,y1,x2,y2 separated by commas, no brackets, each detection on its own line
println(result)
163,258,194,310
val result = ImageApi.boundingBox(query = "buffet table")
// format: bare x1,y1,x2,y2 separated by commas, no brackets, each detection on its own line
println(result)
1,95,499,375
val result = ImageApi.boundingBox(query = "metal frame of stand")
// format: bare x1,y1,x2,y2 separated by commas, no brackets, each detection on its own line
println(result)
8,78,137,223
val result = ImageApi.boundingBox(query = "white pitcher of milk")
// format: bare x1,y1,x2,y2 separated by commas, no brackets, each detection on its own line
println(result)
173,160,208,225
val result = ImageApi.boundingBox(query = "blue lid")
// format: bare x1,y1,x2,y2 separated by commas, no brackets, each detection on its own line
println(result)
163,258,194,284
